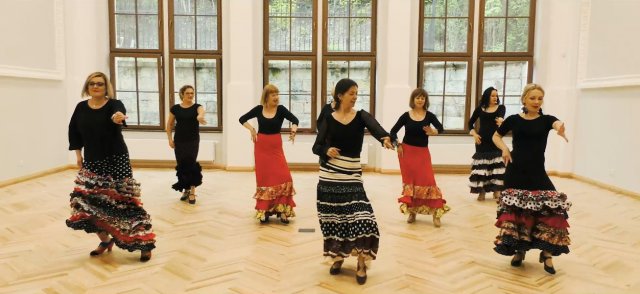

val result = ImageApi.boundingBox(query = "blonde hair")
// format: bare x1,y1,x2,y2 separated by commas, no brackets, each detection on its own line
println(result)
261,84,279,105
81,72,115,98
409,88,429,110
179,85,195,100
520,83,545,105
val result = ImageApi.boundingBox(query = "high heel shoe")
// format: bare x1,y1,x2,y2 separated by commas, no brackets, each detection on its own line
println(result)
356,261,367,285
140,250,152,262
90,238,115,256
407,213,416,223
188,194,196,204
432,214,441,228
329,260,343,275
260,212,270,224
477,192,486,201
539,252,556,274
510,251,525,267
179,190,189,201
280,215,290,224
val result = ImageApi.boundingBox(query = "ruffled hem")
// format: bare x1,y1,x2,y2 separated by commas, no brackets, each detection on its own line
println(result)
254,182,296,200
323,236,379,261
255,203,296,219
472,151,502,160
172,162,203,191
401,183,442,199
399,202,450,219
66,216,155,252
499,188,572,212
494,235,570,256
494,219,570,256
470,184,504,193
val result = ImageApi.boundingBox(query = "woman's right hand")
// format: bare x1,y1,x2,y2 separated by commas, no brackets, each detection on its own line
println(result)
250,129,257,143
326,147,341,158
397,144,403,157
473,134,482,145
169,139,175,149
502,149,512,166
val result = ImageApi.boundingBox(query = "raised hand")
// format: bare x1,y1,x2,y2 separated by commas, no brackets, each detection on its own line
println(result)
112,111,128,125
423,125,438,136
557,122,568,143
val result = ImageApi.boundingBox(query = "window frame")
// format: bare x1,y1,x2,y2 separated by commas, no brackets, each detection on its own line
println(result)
263,0,318,57
109,52,165,130
168,0,223,55
321,56,377,117
168,53,223,131
478,0,536,57
322,0,377,56
418,0,475,58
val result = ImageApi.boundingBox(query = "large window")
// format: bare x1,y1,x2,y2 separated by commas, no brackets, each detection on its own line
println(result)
109,0,222,131
418,0,535,133
264,0,376,132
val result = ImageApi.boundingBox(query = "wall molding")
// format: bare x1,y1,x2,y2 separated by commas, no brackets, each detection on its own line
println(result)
0,164,74,188
577,75,640,89
0,0,65,80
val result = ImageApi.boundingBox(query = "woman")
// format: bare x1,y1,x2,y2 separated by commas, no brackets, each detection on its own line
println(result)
67,72,155,262
492,83,571,274
389,88,450,227
468,87,506,201
239,84,298,224
312,78,394,285
166,85,206,204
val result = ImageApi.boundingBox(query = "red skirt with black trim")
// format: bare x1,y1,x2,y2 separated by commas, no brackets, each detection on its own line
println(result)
397,143,450,218
253,133,296,219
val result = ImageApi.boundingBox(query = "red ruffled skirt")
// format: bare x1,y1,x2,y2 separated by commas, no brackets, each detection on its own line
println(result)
397,143,450,218
253,133,296,219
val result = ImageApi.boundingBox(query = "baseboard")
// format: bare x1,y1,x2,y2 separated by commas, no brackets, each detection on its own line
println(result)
0,164,75,188
380,165,471,175
570,173,639,199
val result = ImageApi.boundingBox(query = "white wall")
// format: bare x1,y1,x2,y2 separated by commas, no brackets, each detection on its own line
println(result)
2,0,638,194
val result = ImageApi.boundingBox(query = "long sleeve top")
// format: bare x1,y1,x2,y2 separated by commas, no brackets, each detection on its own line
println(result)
238,105,299,134
68,99,129,161
468,105,506,153
312,110,390,162
389,111,444,147
316,103,334,131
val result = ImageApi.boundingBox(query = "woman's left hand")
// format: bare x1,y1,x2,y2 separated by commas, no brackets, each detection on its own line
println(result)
288,131,296,143
112,111,127,125
557,122,568,142
197,115,207,125
423,126,438,136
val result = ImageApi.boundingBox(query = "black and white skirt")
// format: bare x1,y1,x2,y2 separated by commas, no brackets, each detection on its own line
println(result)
469,152,505,194
317,155,379,261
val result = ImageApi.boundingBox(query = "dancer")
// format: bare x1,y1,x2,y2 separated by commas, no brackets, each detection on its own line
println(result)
468,87,506,200
239,84,298,224
389,88,450,227
67,72,155,262
313,78,394,284
492,83,571,274
166,85,206,204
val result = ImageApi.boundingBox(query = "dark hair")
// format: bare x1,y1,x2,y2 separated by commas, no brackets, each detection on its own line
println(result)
332,78,358,110
480,87,500,109
179,85,195,100
408,88,429,110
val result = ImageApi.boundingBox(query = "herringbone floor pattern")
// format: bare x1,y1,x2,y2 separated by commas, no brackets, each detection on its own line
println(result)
1,169,639,293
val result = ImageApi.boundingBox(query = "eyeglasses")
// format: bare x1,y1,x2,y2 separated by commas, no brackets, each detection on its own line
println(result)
88,82,105,88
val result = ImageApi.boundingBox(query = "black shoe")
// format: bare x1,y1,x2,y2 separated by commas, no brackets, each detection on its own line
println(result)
260,212,270,224
179,191,189,201
280,216,290,224
329,260,343,275
356,262,367,285
140,250,152,262
511,251,525,267
90,238,115,256
188,194,196,204
539,252,556,274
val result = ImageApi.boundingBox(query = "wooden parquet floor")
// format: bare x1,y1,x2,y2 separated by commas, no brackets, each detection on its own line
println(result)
1,169,639,293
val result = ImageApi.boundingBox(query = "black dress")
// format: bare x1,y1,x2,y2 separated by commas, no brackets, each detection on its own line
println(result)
170,103,203,192
312,110,389,261
67,99,156,252
468,105,506,193
493,114,571,256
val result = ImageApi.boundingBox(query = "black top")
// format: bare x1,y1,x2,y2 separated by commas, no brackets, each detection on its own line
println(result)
496,114,559,190
238,105,299,134
313,110,390,161
68,99,128,161
468,105,506,153
316,103,334,130
389,111,444,147
171,103,201,142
